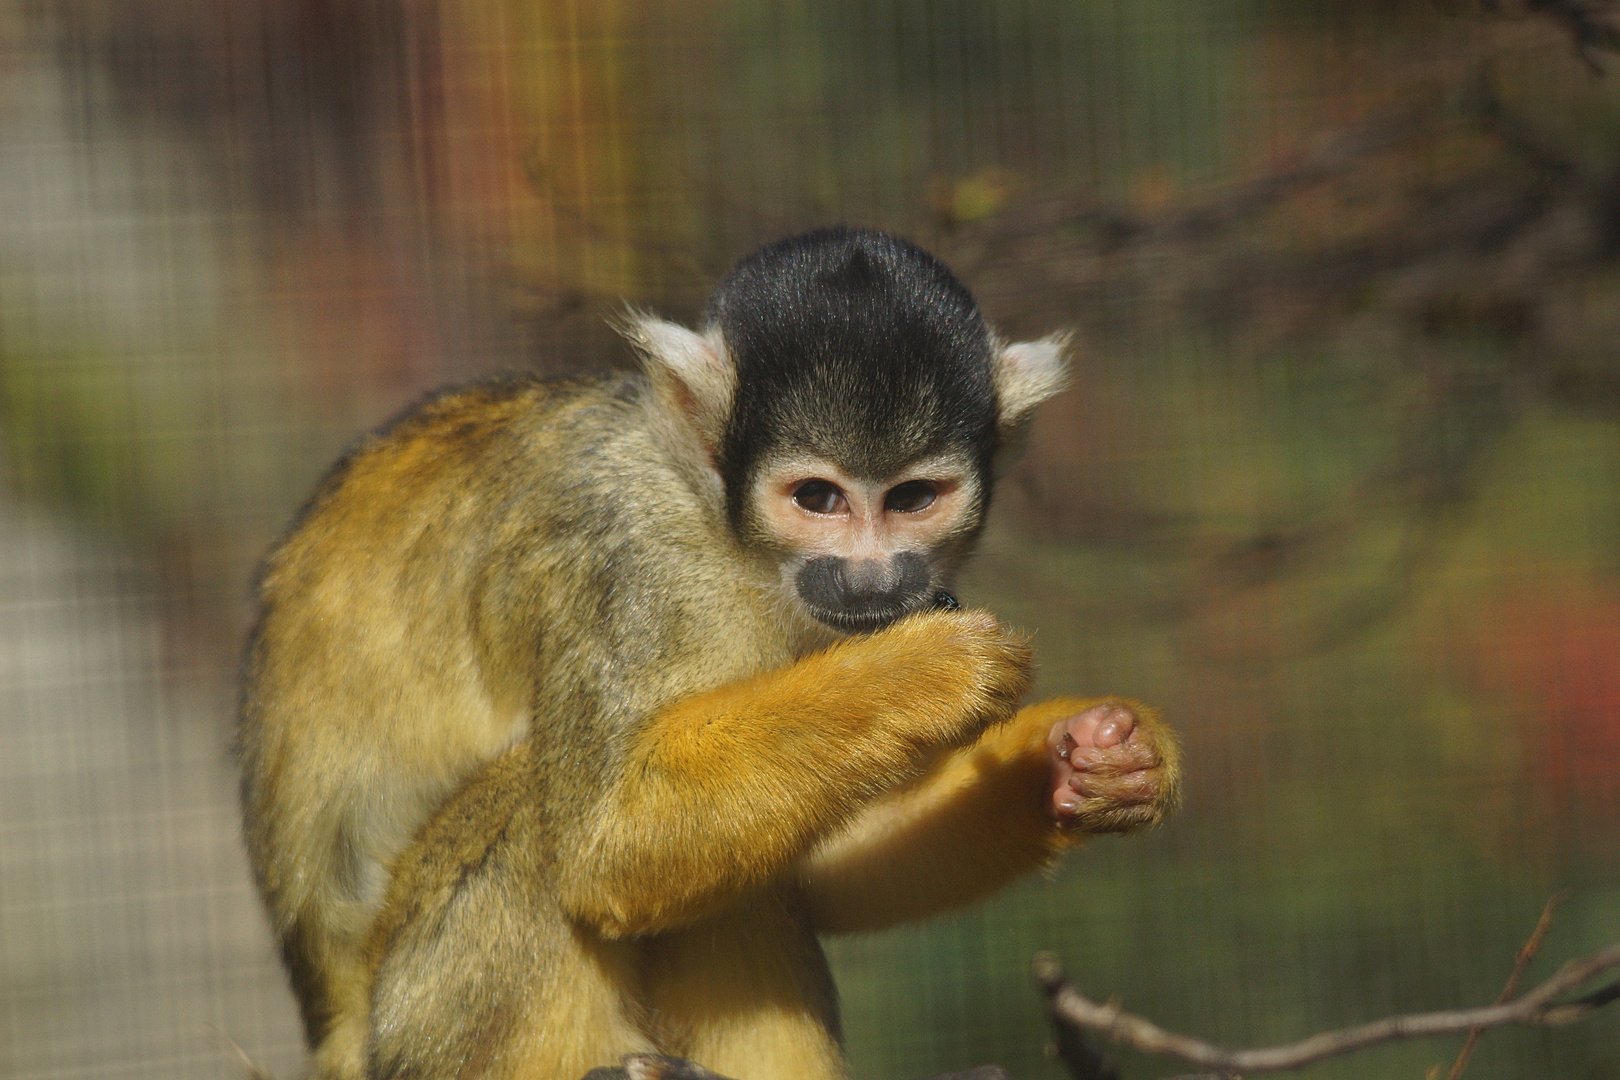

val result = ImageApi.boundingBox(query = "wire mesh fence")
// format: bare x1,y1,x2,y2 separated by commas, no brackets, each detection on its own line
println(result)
1,2,1617,1079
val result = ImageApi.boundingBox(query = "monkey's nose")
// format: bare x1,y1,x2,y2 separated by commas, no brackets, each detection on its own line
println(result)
838,558,898,597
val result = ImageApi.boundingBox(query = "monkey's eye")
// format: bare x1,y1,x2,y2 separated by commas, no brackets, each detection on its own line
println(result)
884,480,937,513
793,480,848,515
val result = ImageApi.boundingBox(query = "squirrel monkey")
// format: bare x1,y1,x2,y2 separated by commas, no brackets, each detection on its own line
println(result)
237,227,1180,1080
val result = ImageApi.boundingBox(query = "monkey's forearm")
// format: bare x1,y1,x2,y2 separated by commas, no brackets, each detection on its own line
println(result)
802,696,1177,933
800,697,1085,933
557,611,1030,937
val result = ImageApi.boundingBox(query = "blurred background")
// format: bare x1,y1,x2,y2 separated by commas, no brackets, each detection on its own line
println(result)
2,1,1618,1078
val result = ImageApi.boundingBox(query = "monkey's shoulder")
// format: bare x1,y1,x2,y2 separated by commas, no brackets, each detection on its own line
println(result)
264,374,643,552
315,373,636,499
256,369,764,665
380,371,647,446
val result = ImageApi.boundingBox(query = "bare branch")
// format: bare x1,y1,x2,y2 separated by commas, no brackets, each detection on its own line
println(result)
1446,889,1571,1080
1033,942,1620,1075
583,1054,737,1080
580,1056,1013,1080
1049,996,1123,1080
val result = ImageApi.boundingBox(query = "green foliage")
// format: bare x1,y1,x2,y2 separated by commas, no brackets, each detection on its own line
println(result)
0,331,189,533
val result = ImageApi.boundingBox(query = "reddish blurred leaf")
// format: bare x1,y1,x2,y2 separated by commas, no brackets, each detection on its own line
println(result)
1475,583,1620,806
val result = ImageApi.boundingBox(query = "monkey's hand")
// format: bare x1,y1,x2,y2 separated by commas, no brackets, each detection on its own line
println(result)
800,693,1174,933
868,608,1033,751
1046,699,1179,833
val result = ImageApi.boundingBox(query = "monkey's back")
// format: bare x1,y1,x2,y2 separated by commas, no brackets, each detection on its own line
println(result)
236,374,786,1051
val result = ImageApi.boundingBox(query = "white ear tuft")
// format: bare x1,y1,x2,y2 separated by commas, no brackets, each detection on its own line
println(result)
618,311,736,448
994,332,1070,429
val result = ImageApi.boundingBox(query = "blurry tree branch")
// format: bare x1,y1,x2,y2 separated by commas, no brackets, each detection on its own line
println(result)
1444,889,1570,1080
1048,994,1123,1080
937,0,1620,661
1488,0,1620,70
576,923,1620,1080
1033,943,1620,1077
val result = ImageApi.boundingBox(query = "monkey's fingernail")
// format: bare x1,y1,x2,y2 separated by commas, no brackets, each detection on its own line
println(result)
933,589,961,611
1094,717,1129,748
1055,792,1080,812
1056,733,1075,761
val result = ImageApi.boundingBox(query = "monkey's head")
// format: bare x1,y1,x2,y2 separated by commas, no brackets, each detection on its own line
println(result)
625,227,1067,635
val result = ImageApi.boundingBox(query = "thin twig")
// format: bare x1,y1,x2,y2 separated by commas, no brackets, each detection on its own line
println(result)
210,1025,274,1080
1033,941,1620,1075
1445,889,1571,1080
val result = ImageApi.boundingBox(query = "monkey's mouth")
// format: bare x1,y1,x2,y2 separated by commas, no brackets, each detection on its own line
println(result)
806,598,926,635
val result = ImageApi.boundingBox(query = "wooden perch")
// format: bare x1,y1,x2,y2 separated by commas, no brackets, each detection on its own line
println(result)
1034,943,1620,1076
582,1054,1011,1080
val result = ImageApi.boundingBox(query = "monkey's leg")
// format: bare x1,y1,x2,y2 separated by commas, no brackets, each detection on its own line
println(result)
478,932,656,1080
558,609,1031,938
802,697,1178,933
369,917,655,1080
643,891,845,1080
301,943,371,1079
365,751,657,1080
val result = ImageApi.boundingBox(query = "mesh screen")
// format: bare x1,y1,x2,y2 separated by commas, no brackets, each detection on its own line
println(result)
1,3,1617,1079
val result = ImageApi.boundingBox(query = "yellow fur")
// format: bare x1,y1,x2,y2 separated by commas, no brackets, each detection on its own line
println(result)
240,361,1179,1079
348,636,1177,1079
560,610,1031,938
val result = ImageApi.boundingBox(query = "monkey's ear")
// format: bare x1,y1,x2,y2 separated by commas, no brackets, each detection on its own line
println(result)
994,332,1069,430
991,332,1069,476
620,312,736,451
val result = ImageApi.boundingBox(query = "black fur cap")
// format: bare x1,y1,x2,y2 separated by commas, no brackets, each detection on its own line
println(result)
706,227,999,524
